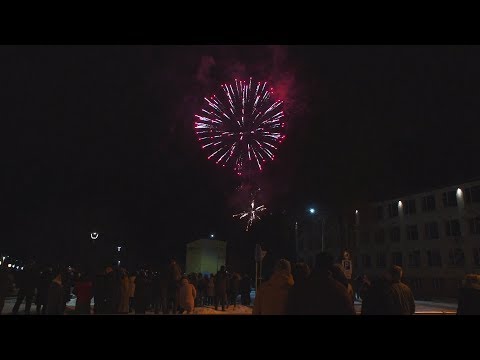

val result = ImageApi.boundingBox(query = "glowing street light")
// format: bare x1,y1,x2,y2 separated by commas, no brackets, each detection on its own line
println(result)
91,232,99,240
117,246,122,252
210,234,215,239
309,208,316,215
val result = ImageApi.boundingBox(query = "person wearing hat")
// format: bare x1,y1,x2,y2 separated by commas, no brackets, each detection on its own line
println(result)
253,259,294,315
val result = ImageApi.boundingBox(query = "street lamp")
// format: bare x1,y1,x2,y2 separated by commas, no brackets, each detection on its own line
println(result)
117,246,122,252
210,233,215,239
91,232,99,240
308,207,325,252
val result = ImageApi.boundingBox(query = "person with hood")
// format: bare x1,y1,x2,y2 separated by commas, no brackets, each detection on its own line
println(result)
457,273,480,315
47,270,65,315
178,276,197,314
253,259,294,315
287,252,355,315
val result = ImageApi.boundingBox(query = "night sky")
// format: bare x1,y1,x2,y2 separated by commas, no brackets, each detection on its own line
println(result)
1,45,480,269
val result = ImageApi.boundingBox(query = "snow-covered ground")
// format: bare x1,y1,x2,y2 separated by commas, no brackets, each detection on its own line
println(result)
2,296,456,315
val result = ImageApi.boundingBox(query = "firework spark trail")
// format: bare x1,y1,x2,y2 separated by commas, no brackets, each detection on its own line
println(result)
233,199,267,231
195,78,286,175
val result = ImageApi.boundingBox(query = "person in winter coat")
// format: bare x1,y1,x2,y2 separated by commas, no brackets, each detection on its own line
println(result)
361,272,392,315
47,270,65,315
103,267,115,314
134,271,149,314
457,273,480,315
207,274,215,306
35,267,53,315
228,273,240,309
240,274,251,306
385,265,415,315
12,262,37,315
214,266,228,311
118,269,130,314
287,252,355,315
166,259,182,314
73,273,93,314
253,259,294,315
128,272,136,313
178,276,197,314
331,263,355,305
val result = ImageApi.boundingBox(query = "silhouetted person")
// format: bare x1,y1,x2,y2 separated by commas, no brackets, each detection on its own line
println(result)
457,274,480,315
228,273,240,309
166,259,181,314
152,271,168,314
361,272,392,315
36,267,53,315
47,270,64,315
118,269,130,314
103,267,115,314
0,263,12,314
385,265,415,315
134,271,149,314
214,266,227,311
74,273,93,314
12,262,37,315
253,259,294,315
331,263,354,304
287,252,355,315
240,274,251,306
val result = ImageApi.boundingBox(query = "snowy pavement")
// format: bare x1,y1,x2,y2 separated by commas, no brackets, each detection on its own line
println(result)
2,297,457,315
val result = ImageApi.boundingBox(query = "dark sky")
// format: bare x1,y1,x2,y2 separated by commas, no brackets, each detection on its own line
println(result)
1,45,480,267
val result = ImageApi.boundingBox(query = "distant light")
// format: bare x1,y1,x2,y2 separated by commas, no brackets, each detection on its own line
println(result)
91,232,98,240
118,260,121,266
355,210,359,214
398,201,403,207
8,264,11,268
457,188,463,196
117,246,121,252
2,256,5,261
0,261,2,265
16,266,19,270
21,267,24,270
210,234,214,239
309,208,316,215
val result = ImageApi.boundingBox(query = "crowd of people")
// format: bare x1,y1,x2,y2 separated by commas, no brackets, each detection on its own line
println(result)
0,259,252,315
253,252,416,315
1,252,480,315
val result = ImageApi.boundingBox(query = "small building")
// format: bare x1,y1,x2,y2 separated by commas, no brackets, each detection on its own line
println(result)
186,239,227,275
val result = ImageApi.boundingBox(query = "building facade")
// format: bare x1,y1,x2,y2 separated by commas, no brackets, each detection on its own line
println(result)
185,239,227,275
353,179,480,299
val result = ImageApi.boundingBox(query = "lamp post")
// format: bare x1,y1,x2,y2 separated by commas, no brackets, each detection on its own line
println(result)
308,207,326,252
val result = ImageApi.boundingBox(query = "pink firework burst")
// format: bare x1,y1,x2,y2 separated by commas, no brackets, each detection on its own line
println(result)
194,77,287,176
